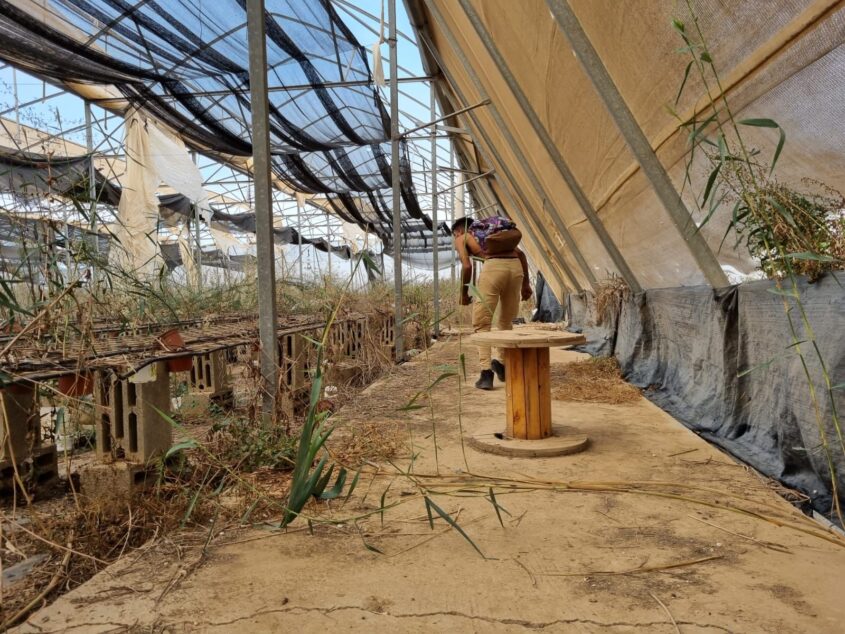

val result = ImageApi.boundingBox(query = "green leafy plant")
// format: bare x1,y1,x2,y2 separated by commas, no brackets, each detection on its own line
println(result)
672,4,845,524
210,416,297,472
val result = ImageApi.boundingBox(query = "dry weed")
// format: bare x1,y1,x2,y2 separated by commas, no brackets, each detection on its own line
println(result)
594,275,629,326
550,357,640,404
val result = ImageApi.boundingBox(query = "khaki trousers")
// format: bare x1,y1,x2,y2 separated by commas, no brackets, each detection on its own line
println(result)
472,258,523,367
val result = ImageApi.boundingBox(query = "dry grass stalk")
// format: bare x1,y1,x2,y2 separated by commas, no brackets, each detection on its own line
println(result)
594,274,629,326
550,357,641,404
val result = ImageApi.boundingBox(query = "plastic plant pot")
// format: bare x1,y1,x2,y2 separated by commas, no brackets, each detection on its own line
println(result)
58,372,94,396
158,328,193,372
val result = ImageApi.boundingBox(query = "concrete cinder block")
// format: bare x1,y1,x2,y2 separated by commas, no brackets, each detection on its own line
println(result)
279,329,320,393
80,461,153,503
190,350,231,397
327,318,367,361
94,362,172,463
0,444,58,494
0,383,38,463
368,314,394,355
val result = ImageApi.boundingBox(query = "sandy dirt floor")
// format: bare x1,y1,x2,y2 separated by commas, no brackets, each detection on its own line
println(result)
15,338,845,633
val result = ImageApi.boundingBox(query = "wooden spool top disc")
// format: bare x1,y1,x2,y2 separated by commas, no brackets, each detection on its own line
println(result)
469,328,586,349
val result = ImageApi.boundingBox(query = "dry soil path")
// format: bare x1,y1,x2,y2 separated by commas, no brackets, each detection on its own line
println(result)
16,339,845,633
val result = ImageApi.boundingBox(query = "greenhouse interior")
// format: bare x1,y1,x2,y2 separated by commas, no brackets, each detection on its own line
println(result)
0,0,843,631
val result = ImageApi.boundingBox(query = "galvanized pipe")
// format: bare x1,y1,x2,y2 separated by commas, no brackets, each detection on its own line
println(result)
389,0,404,361
430,82,440,337
246,0,280,422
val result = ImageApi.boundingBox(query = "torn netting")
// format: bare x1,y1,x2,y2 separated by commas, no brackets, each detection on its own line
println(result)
0,0,437,261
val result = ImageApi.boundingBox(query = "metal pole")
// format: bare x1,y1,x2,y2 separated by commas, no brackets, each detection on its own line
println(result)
544,0,728,289
191,150,202,289
423,0,597,289
449,143,456,284
326,214,333,280
458,0,641,294
296,201,304,283
12,67,19,138
400,98,489,137
246,0,280,422
389,0,404,362
84,101,98,285
418,26,577,293
430,82,440,338
435,169,494,195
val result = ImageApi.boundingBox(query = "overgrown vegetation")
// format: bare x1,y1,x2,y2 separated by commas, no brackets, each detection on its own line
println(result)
672,2,845,525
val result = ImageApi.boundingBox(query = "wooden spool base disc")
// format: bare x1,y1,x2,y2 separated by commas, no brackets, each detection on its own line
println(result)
468,425,589,458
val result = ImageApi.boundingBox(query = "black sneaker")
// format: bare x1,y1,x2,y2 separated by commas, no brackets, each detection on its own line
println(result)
475,369,494,390
491,359,505,382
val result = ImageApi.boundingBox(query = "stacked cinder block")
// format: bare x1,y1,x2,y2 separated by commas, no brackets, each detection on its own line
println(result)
279,331,307,393
84,362,173,501
328,319,352,360
350,316,367,359
376,313,395,352
93,362,172,463
190,350,233,407
0,383,57,492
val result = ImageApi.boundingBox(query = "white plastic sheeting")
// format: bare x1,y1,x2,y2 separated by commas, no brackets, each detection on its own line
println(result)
110,109,220,278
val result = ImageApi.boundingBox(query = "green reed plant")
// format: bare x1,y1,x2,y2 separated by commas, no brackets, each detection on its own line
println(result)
672,3,844,524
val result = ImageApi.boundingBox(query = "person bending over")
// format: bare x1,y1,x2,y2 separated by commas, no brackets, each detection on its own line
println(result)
452,216,532,390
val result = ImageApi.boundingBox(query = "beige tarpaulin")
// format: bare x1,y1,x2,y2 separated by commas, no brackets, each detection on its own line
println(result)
410,0,845,295
340,221,366,253
111,109,215,278
177,230,199,288
110,110,161,277
209,226,249,259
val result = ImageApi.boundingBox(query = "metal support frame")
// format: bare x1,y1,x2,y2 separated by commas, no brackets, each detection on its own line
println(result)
246,0,280,422
430,82,440,337
424,0,597,290
88,76,436,105
437,78,573,296
435,169,494,195
296,199,304,283
401,98,489,138
190,150,203,288
458,0,642,294
326,213,333,279
389,0,404,362
449,144,456,284
84,100,98,284
417,6,578,294
544,0,729,288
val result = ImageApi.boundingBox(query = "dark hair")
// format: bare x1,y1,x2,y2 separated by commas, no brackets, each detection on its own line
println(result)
451,217,472,234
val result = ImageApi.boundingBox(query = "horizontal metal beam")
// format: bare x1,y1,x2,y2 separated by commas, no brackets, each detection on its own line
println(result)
435,169,494,195
86,75,435,104
400,98,489,137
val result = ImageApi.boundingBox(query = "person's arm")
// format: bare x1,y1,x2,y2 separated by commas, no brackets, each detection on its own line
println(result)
455,236,474,305
516,248,532,301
